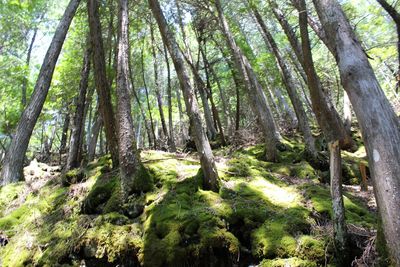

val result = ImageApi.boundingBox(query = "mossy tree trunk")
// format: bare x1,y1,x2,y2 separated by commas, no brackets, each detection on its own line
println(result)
149,0,219,192
0,0,81,185
314,0,400,264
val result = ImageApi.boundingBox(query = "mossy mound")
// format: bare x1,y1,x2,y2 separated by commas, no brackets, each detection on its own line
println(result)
0,140,377,266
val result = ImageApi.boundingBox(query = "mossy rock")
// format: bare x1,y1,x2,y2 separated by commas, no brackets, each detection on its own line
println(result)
82,174,118,214
62,168,85,186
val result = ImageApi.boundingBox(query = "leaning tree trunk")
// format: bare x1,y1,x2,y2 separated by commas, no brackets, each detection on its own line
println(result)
250,4,316,156
215,0,279,161
314,0,400,264
149,0,219,192
294,1,349,263
117,0,150,200
87,0,119,168
0,0,81,185
65,47,91,172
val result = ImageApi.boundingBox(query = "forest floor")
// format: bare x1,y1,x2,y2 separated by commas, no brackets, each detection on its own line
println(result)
0,136,379,267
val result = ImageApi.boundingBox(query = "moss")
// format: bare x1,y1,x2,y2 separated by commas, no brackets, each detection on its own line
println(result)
62,168,84,185
131,164,154,193
260,257,317,267
296,235,325,261
82,174,118,214
302,184,376,228
0,182,25,216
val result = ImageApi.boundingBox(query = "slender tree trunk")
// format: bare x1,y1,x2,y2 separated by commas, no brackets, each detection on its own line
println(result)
314,0,400,263
88,113,102,162
150,23,169,141
250,4,316,156
0,0,81,185
141,45,157,148
87,0,119,167
65,47,91,171
59,108,71,155
22,24,39,107
117,0,149,199
329,140,349,264
149,0,219,192
164,44,176,152
128,41,153,149
215,0,279,161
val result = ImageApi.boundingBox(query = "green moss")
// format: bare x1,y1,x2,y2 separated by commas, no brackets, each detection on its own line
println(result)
260,257,317,267
62,168,84,185
0,182,25,216
296,235,325,261
302,184,376,228
82,174,118,214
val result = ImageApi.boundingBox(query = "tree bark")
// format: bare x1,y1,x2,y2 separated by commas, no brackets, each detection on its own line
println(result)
65,47,91,171
149,0,219,192
117,0,148,200
59,108,71,155
0,0,81,185
87,0,119,167
215,0,279,161
314,0,400,263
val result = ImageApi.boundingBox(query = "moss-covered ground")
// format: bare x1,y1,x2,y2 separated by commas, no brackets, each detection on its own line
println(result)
0,138,376,266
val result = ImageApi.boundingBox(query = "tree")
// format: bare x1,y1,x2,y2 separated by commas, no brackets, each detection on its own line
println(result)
149,0,219,192
116,0,150,200
314,0,400,264
215,0,279,162
87,0,119,167
65,47,91,171
0,0,81,185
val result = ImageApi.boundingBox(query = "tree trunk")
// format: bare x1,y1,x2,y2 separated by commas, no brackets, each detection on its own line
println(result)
141,45,157,148
343,91,352,136
329,140,349,264
117,0,149,200
314,0,400,263
65,47,91,171
149,0,219,192
150,23,169,140
164,44,177,152
87,0,119,167
0,0,81,185
250,4,316,156
88,112,102,162
215,0,279,161
59,108,71,155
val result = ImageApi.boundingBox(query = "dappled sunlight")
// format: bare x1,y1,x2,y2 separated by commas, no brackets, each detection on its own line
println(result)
248,177,301,208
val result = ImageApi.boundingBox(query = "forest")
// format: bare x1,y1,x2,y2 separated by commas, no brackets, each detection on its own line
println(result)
0,0,400,266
